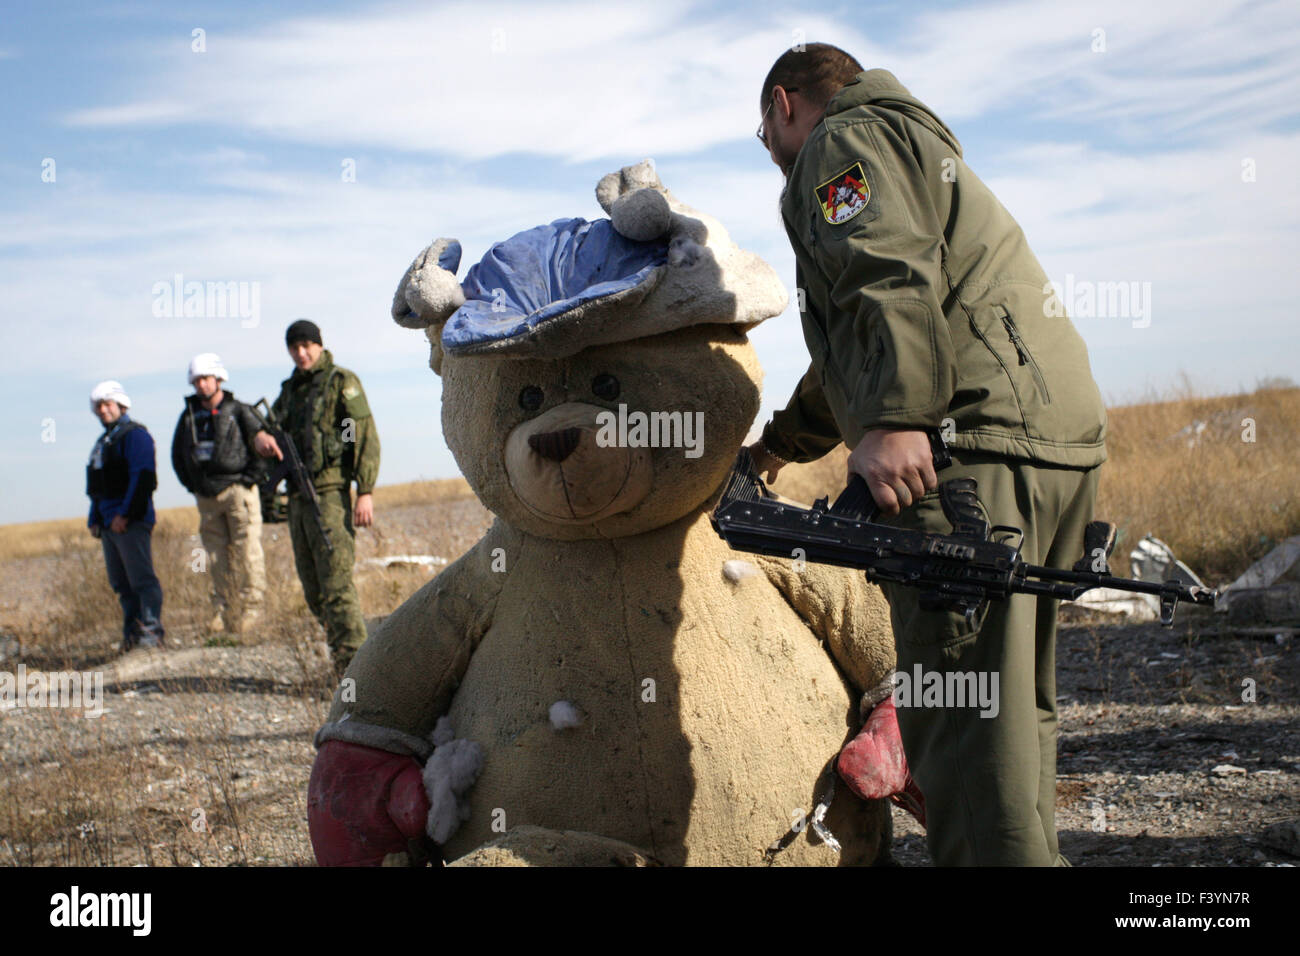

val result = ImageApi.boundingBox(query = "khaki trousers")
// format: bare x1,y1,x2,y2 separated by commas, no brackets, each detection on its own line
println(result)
878,450,1101,866
196,483,267,619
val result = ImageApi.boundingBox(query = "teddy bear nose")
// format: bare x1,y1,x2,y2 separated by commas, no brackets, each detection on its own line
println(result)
528,427,583,462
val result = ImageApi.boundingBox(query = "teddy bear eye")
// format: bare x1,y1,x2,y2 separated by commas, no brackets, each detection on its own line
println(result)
592,374,620,401
518,386,544,411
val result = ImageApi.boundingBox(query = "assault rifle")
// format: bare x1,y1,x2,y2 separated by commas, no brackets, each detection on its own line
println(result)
711,440,1216,628
250,398,333,554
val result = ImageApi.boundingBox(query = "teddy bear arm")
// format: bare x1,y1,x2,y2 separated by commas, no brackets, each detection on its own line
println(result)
316,526,515,754
754,555,896,698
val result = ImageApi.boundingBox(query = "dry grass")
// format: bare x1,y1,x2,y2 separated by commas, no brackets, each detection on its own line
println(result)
0,508,198,564
0,476,483,867
369,476,472,509
1096,382,1300,582
0,475,471,565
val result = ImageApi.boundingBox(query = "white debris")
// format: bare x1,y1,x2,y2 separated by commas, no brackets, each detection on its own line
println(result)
1211,764,1246,776
549,700,583,730
722,559,759,583
1074,588,1160,620
809,796,842,854
1073,535,1209,619
1175,420,1209,447
1130,535,1206,588
1226,537,1300,590
422,718,484,845
1218,536,1300,615
361,554,449,571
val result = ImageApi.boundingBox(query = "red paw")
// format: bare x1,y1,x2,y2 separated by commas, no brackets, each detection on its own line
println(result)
308,741,431,866
836,697,926,827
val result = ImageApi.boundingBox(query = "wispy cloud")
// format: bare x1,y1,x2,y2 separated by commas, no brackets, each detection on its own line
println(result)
67,100,190,126
0,156,583,380
60,1,1300,159
5,0,1298,523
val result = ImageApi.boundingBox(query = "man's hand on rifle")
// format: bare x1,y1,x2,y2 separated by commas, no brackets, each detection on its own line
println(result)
254,430,284,461
745,439,787,485
848,428,938,518
354,492,374,528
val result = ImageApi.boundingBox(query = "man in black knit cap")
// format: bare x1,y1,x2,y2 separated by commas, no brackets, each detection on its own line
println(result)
254,320,380,673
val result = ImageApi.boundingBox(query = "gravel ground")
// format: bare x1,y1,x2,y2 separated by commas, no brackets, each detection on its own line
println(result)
1,496,1295,867
888,614,1298,867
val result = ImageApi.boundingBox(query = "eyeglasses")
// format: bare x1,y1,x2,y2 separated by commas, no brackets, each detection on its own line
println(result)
756,87,799,148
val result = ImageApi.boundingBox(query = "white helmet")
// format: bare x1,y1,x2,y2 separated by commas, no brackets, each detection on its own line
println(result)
188,352,229,384
90,380,131,412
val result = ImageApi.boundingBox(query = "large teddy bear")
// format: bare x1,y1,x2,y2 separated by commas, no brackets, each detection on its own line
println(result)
307,161,917,866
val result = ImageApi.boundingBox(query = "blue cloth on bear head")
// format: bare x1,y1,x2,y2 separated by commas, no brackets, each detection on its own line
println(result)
441,217,668,356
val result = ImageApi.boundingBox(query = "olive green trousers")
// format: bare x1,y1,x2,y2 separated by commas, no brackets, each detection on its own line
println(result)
879,450,1101,866
289,488,367,667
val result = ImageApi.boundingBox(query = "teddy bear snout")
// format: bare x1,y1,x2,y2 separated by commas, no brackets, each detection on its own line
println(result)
528,427,583,463
504,403,653,524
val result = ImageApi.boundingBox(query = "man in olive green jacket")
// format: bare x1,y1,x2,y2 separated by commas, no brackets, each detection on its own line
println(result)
255,319,380,673
749,44,1107,866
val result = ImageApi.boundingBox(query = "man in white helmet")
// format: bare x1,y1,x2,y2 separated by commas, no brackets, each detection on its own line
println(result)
87,380,164,651
170,353,268,635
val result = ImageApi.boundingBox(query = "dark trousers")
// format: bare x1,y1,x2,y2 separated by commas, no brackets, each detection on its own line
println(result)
101,521,165,649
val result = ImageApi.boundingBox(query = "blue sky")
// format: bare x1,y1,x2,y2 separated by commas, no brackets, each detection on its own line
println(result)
2,0,1298,524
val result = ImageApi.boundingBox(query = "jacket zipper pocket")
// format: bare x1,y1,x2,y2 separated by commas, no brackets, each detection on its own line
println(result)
998,306,1052,404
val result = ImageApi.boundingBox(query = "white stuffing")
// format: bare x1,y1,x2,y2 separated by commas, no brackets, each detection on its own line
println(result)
548,700,584,730
722,559,759,583
430,715,455,747
422,717,484,844
667,234,704,268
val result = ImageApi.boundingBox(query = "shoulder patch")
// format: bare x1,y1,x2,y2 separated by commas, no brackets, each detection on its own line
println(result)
816,162,871,225
339,376,370,419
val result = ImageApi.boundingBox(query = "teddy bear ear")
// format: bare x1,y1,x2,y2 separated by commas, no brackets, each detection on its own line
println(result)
595,158,661,211
593,161,788,333
392,238,465,330
393,238,465,376
597,159,675,243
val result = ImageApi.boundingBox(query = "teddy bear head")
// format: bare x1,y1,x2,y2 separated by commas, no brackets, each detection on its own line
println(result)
392,160,787,541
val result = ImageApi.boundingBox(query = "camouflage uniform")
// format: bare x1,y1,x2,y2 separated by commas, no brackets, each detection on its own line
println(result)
272,349,380,668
